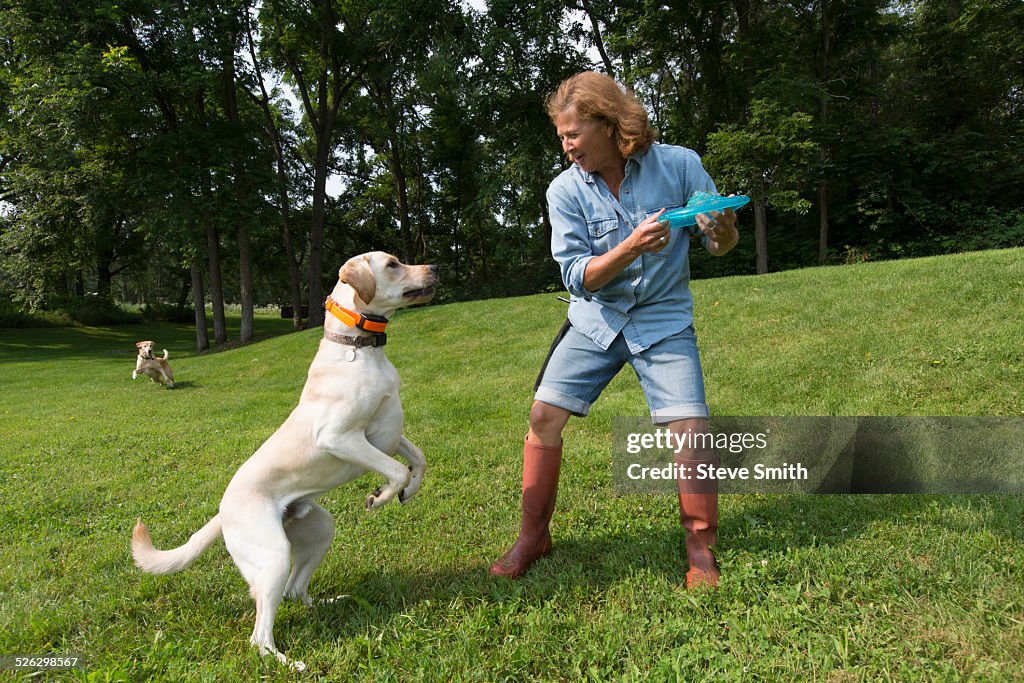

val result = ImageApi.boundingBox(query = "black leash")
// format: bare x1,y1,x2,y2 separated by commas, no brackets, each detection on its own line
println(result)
534,297,573,391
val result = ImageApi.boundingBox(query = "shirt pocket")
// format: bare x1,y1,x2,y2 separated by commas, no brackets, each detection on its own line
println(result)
586,216,620,253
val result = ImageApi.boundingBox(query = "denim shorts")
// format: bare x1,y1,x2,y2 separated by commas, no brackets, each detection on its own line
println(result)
534,324,709,423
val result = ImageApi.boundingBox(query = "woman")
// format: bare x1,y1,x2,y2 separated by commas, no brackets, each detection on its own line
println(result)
490,71,739,588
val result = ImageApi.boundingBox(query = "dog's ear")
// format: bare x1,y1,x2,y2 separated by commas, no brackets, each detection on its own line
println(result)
136,342,145,350
339,257,376,305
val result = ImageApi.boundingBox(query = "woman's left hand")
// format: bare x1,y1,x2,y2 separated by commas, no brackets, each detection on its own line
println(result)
696,204,739,256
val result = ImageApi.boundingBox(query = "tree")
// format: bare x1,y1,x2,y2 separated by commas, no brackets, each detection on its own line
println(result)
460,0,588,296
705,99,820,273
259,0,379,327
241,0,306,330
0,7,151,309
4,0,1021,328
111,0,234,347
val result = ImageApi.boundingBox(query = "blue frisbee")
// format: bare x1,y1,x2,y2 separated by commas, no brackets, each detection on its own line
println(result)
660,191,751,228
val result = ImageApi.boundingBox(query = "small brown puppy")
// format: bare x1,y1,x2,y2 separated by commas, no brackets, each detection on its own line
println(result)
133,341,175,388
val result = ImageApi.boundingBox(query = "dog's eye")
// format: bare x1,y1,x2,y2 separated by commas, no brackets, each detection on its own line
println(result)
387,261,400,269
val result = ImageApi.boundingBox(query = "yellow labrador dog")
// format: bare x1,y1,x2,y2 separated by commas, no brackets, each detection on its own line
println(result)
131,251,437,670
133,341,175,388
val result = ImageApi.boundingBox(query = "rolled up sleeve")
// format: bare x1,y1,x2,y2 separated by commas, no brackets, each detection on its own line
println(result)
547,182,596,300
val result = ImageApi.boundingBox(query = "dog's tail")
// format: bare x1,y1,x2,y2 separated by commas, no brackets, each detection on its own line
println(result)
161,349,169,360
132,515,222,575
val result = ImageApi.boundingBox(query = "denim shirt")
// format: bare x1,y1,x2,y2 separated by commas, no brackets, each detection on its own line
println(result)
546,143,717,353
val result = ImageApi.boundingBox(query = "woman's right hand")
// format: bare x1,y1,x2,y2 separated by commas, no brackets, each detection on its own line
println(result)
626,209,671,256
582,209,672,292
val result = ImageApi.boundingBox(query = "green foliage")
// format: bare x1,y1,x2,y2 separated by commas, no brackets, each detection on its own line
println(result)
2,0,1022,311
0,292,49,327
45,295,143,326
704,99,820,213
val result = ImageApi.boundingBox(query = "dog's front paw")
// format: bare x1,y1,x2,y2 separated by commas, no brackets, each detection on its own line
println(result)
365,487,385,510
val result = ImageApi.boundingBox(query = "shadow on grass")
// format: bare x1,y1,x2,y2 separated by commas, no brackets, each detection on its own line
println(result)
280,491,1022,651
0,320,298,363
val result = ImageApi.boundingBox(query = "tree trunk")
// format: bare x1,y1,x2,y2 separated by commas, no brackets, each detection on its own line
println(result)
386,131,415,263
222,16,253,343
96,259,113,301
305,0,334,328
175,271,191,320
278,164,304,330
191,261,209,352
818,181,830,265
733,0,755,97
269,0,365,325
94,225,117,301
754,200,768,274
308,134,330,326
817,0,831,265
370,74,417,263
243,7,304,330
238,224,254,342
580,0,615,79
204,212,228,345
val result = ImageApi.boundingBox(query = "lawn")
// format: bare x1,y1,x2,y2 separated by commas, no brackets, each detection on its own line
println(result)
1,248,1022,681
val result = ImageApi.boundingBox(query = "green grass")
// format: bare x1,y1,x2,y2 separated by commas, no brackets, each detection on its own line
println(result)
1,248,1022,681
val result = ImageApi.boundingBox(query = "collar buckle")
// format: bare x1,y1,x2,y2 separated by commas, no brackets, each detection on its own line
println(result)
325,296,389,334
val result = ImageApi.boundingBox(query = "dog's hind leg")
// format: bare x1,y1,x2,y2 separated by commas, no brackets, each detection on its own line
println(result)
223,508,305,671
283,500,335,606
395,436,427,504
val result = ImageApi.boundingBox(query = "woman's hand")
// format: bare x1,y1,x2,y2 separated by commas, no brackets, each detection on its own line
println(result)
696,203,739,256
625,209,672,256
581,209,672,292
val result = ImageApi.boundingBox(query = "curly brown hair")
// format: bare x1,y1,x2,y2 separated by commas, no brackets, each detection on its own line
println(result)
545,71,658,158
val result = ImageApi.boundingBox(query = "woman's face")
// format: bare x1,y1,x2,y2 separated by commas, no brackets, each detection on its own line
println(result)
554,109,620,176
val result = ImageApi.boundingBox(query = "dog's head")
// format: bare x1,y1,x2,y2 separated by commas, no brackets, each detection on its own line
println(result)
337,251,438,317
136,341,156,359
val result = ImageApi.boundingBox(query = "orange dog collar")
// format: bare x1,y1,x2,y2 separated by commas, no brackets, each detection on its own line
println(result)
324,297,389,334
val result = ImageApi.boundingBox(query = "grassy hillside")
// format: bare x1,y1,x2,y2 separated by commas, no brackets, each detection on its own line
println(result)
1,248,1022,681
